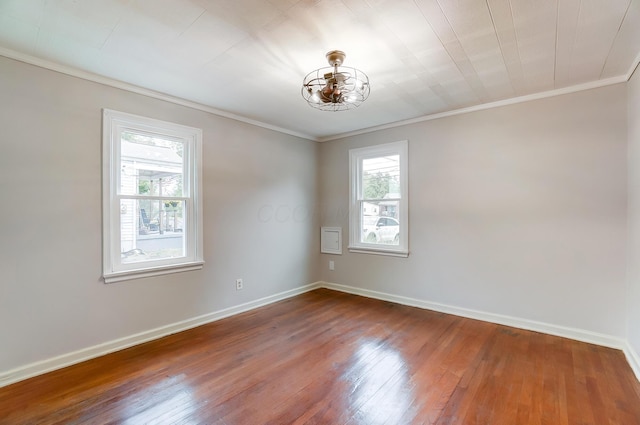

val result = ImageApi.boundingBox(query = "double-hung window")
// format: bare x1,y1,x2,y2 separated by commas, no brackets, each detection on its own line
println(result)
349,140,408,257
102,109,203,283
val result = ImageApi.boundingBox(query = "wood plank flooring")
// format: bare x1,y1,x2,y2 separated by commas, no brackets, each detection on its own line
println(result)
1,289,639,424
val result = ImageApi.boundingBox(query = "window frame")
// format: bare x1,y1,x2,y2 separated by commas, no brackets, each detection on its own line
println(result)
349,140,409,257
102,109,204,283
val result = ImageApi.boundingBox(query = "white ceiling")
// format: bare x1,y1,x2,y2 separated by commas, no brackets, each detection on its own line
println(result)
1,0,639,141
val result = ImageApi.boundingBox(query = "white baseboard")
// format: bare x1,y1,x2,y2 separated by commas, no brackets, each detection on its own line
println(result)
319,281,627,350
320,282,640,384
0,282,322,388
4,281,638,389
624,342,640,383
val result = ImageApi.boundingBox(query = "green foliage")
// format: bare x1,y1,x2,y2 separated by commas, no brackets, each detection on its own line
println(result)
138,180,150,194
363,171,401,199
363,171,390,199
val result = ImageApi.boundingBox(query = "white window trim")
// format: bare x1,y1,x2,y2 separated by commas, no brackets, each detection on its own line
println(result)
102,109,204,283
349,140,409,257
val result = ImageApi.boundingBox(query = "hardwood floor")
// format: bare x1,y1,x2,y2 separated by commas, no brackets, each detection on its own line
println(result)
1,289,639,424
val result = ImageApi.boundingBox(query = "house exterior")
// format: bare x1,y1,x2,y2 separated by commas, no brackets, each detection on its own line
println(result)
120,140,183,254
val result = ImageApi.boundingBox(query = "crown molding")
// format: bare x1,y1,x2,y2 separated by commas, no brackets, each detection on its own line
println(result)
628,52,640,80
0,47,316,141
1,45,637,144
319,74,629,142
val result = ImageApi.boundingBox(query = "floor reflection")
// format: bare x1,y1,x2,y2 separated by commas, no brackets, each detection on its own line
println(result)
120,374,198,424
345,339,413,424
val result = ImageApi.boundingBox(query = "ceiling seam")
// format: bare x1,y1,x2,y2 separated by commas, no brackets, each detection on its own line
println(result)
412,0,481,104
485,0,517,97
372,2,453,109
599,0,633,80
507,0,525,94
434,0,491,102
553,0,560,88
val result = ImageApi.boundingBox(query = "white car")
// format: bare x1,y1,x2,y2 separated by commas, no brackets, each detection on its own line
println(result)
362,216,400,244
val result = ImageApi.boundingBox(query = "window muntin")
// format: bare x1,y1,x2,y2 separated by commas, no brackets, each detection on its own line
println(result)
119,199,186,264
349,141,408,256
103,109,203,283
119,133,185,197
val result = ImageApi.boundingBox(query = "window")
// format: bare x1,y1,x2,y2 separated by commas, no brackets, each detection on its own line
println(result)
349,140,408,257
102,109,203,283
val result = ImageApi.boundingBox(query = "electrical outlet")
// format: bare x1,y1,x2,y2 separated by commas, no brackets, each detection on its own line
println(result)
329,260,335,271
236,278,243,290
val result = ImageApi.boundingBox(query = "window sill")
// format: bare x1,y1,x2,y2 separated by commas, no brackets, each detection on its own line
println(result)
104,261,204,284
348,246,409,258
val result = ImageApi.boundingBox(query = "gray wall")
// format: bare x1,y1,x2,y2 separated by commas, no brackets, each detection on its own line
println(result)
0,56,319,373
318,84,628,338
0,53,636,380
628,66,640,357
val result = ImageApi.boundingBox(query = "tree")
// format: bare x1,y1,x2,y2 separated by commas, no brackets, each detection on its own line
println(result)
138,180,151,194
363,171,390,199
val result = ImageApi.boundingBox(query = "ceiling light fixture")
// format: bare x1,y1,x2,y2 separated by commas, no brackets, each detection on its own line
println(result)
302,50,370,111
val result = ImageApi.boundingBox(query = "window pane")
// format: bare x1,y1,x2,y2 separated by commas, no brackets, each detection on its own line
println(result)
120,199,185,263
349,140,407,256
362,155,400,200
120,132,184,197
360,200,400,245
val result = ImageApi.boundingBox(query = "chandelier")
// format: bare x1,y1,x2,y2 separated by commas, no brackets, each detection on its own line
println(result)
302,50,370,111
